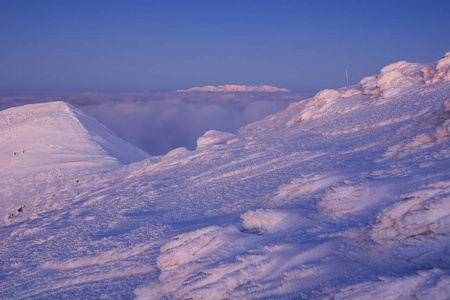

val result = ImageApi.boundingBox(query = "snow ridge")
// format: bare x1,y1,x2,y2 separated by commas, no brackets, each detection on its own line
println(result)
0,101,150,225
287,51,450,126
177,84,290,92
0,101,149,177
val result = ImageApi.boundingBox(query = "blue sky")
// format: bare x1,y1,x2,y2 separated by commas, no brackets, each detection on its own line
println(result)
1,0,449,92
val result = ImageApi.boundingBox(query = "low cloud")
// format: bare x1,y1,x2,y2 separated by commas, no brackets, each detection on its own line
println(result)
0,91,311,155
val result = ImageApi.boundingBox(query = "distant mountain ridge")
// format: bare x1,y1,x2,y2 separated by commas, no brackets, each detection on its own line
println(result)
177,84,291,92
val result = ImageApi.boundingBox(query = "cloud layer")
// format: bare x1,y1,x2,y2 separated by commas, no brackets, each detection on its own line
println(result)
0,91,310,155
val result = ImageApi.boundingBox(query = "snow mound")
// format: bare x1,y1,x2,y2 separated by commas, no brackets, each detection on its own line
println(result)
319,182,377,215
286,89,363,125
240,209,288,234
140,211,315,299
370,181,450,265
374,61,428,98
139,226,234,299
361,52,450,98
313,89,344,102
0,101,149,177
196,129,236,148
430,51,450,83
264,173,344,208
177,84,290,92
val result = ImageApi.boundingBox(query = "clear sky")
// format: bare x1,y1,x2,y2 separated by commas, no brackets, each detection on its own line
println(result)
1,0,449,92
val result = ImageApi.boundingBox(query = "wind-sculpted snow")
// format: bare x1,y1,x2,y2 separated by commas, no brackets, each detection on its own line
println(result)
431,51,450,83
137,210,315,299
1,53,450,299
371,181,450,265
196,129,237,148
240,208,292,234
335,269,450,300
287,52,450,127
361,51,450,98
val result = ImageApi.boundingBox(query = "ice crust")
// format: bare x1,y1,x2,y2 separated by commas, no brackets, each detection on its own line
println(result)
1,53,450,299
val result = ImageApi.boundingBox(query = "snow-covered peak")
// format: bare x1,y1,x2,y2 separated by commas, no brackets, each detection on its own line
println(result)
176,84,291,92
287,52,450,125
0,101,149,177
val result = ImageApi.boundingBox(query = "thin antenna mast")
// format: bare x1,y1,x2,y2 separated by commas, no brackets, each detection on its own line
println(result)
346,70,349,87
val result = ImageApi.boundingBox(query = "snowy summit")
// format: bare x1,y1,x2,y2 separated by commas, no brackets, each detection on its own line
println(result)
176,84,291,92
0,101,149,176
1,52,450,299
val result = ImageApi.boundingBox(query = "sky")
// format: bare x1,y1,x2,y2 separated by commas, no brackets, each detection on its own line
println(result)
1,0,450,93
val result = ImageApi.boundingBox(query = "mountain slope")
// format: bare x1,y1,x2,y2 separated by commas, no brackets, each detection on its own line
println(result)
0,53,449,299
0,101,149,224
0,101,149,176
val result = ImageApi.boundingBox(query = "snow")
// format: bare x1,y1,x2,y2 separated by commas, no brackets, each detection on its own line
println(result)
0,101,149,224
177,84,291,92
430,51,450,83
240,208,296,234
0,101,149,177
196,129,237,148
1,52,450,299
360,51,450,98
370,181,450,266
335,268,450,300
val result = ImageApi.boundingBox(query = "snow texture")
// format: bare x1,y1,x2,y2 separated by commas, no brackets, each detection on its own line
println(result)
1,52,450,299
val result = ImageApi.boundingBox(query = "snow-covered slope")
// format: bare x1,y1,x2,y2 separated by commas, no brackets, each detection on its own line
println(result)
177,84,291,92
0,101,149,224
1,53,449,299
0,101,149,176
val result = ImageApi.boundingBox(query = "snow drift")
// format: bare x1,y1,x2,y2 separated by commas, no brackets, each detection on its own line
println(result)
1,52,450,299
